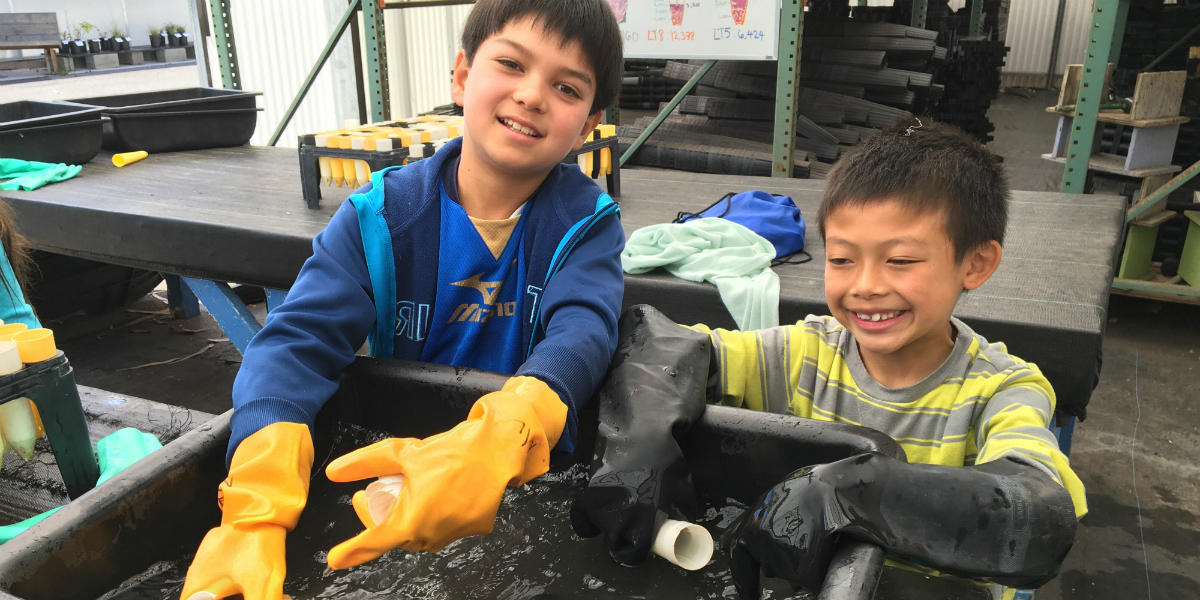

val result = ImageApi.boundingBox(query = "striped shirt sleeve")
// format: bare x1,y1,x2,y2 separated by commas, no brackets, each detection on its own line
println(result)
686,322,807,414
975,365,1088,518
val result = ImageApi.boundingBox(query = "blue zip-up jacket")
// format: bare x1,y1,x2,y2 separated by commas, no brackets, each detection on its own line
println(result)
229,138,624,463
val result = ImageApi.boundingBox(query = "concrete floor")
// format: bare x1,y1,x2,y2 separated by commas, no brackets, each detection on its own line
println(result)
8,70,1200,598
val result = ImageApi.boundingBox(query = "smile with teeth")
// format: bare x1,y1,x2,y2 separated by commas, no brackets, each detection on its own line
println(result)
500,117,541,137
855,311,902,322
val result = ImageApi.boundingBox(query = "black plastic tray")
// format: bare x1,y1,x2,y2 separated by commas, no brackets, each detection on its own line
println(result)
0,118,103,164
100,108,259,152
0,101,101,132
65,87,260,115
0,358,903,600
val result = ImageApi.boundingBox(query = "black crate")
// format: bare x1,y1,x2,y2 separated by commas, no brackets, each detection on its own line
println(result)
0,101,101,132
65,87,259,114
99,108,259,153
0,358,899,600
0,118,103,164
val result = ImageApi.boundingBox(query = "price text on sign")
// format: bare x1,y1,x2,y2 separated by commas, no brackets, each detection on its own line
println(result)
609,0,780,60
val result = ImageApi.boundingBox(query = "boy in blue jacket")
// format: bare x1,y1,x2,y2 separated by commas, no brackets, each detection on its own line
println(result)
181,2,625,598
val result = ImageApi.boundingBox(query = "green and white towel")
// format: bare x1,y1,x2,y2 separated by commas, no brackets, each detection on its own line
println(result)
623,218,779,330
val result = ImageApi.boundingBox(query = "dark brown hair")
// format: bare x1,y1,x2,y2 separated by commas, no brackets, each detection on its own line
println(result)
0,201,32,299
818,118,1009,261
460,0,624,114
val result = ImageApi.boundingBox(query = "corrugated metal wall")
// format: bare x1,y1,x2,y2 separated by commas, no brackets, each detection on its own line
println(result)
225,1,468,147
228,0,359,147
384,3,473,117
1002,0,1091,88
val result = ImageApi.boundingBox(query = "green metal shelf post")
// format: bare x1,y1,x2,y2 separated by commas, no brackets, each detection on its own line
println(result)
773,0,803,177
911,0,928,29
969,0,984,37
361,0,390,123
1060,0,1126,193
1109,0,1129,63
207,0,241,90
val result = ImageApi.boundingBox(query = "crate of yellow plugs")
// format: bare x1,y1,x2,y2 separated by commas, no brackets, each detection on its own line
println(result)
298,117,619,209
0,322,98,501
566,123,620,199
297,115,464,209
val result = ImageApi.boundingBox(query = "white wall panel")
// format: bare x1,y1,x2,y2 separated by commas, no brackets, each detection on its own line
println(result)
219,1,470,146
226,0,358,147
1002,0,1091,88
383,3,472,117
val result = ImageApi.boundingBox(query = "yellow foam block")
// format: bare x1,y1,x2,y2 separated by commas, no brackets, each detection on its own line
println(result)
112,151,148,167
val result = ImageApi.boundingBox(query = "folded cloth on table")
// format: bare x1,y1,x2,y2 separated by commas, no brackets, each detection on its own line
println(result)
622,218,779,330
0,158,82,191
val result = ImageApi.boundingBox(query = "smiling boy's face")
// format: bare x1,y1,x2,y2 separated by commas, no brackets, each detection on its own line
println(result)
823,198,1001,382
451,16,602,186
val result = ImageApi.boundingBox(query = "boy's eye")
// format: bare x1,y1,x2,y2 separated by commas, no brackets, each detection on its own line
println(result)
827,257,851,266
889,258,918,266
556,83,581,98
497,58,521,71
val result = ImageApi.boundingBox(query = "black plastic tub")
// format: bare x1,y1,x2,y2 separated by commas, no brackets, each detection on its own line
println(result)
0,118,103,164
0,101,102,132
0,358,904,600
65,87,260,115
98,108,259,152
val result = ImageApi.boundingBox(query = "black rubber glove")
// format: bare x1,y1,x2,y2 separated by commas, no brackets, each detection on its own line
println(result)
570,304,710,566
726,453,1078,599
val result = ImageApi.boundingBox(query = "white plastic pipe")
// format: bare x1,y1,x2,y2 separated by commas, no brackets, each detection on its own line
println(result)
0,340,21,375
365,474,406,525
651,512,714,571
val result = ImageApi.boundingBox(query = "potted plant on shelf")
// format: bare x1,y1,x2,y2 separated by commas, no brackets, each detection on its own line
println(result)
164,23,179,47
150,26,166,48
80,21,100,53
70,25,86,55
177,25,189,47
112,27,129,52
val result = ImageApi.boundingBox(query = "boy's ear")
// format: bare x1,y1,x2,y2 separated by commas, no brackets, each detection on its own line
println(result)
572,111,604,150
451,50,469,106
962,240,1002,291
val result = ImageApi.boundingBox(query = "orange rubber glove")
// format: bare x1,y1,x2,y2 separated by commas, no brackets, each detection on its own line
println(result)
324,376,567,569
180,422,314,600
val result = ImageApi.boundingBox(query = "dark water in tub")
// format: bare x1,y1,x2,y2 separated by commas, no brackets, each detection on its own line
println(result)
98,424,809,600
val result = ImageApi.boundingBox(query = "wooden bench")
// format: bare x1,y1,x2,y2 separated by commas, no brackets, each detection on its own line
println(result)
0,12,60,73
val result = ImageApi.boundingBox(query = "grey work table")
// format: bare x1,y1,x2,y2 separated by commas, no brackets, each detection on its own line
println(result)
2,146,1125,419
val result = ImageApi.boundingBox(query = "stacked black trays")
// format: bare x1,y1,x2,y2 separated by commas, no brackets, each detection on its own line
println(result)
66,87,261,153
0,101,104,164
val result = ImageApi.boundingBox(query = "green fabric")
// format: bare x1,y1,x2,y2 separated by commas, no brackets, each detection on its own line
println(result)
0,158,82,191
623,218,779,330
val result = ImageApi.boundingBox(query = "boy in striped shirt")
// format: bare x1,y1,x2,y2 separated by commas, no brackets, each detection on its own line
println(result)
573,119,1085,600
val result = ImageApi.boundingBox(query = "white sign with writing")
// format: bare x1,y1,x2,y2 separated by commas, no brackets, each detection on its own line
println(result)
608,0,781,60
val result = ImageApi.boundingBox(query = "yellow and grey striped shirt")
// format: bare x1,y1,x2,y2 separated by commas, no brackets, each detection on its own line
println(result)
693,315,1087,599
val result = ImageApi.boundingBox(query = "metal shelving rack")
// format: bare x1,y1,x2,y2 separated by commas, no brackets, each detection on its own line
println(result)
1054,0,1200,303
204,0,1001,177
